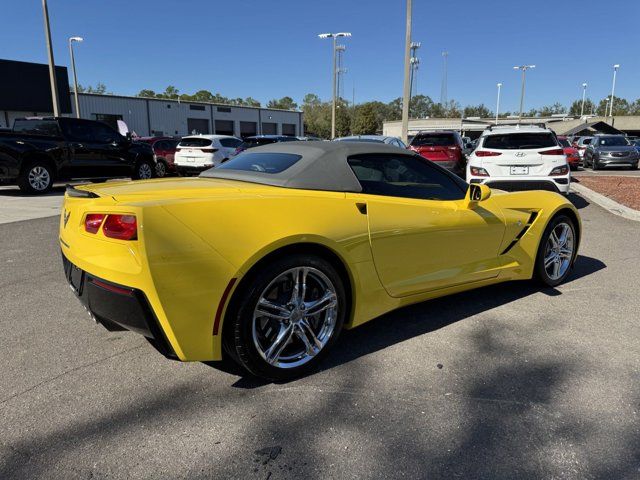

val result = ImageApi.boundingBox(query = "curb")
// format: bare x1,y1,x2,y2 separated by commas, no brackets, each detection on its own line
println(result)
571,182,640,222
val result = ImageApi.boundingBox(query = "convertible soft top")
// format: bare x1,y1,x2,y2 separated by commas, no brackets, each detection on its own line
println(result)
200,141,411,192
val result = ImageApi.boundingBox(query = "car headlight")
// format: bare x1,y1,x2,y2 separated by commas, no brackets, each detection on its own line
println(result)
549,165,569,176
470,166,490,177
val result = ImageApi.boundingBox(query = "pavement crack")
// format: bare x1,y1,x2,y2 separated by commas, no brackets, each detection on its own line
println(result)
0,343,146,406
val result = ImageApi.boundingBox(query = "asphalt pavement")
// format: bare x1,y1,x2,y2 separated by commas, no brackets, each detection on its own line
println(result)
0,192,638,479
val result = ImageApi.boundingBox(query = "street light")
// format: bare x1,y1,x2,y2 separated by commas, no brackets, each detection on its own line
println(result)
609,64,620,119
42,0,60,117
495,83,502,125
318,32,351,139
580,82,588,118
69,36,84,118
513,64,535,122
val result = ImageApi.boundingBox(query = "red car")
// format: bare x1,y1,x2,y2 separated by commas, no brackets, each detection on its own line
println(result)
136,137,180,177
408,130,466,174
557,136,580,170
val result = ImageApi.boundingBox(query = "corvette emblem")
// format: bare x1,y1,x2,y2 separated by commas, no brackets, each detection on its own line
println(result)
63,210,71,228
515,152,526,157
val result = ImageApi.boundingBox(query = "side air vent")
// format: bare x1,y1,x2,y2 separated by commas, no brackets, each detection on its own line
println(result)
501,211,539,255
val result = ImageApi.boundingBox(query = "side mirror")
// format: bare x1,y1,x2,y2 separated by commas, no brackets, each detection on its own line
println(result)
466,183,491,208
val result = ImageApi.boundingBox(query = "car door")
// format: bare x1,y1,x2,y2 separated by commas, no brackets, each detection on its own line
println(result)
348,153,506,298
59,119,105,178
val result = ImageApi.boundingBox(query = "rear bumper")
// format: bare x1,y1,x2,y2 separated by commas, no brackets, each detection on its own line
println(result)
62,253,177,359
468,176,570,194
176,165,213,176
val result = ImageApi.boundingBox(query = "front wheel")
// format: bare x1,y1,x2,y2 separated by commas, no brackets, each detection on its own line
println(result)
133,158,155,180
18,161,54,194
534,215,577,287
225,254,346,381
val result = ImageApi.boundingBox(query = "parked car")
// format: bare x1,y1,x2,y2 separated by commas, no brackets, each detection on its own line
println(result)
631,139,640,153
466,124,570,194
583,135,639,170
60,141,580,380
232,135,298,156
334,135,407,148
136,137,180,177
0,117,156,194
557,136,581,170
408,130,466,175
574,136,594,160
297,136,323,141
174,135,243,175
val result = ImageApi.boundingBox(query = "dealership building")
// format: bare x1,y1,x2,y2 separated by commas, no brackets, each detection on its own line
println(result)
0,59,304,138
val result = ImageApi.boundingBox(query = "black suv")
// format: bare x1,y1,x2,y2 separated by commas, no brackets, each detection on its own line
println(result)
0,117,156,194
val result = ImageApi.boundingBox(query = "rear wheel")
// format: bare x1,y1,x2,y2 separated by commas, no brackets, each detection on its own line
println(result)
155,159,167,178
18,160,54,194
133,158,155,180
534,215,577,287
225,254,346,381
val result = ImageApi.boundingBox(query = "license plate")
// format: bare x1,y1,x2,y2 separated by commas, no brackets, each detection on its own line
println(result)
510,166,529,175
187,157,195,162
68,263,84,295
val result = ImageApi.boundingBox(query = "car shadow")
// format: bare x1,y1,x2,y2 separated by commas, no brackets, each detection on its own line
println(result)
0,185,67,197
567,192,589,209
227,254,606,388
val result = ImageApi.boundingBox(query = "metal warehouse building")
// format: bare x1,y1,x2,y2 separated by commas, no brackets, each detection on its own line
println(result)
0,59,303,138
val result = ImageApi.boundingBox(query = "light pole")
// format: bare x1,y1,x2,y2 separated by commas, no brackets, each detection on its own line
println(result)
400,0,412,143
580,82,587,118
42,0,60,117
608,64,620,119
69,36,83,118
440,51,449,105
513,64,535,122
409,41,421,105
495,83,502,125
318,32,351,139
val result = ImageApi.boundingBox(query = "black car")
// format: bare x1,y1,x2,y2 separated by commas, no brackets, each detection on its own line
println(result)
583,135,640,171
0,117,156,194
233,135,298,156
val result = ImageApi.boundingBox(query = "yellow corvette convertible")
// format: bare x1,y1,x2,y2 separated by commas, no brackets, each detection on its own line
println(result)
60,142,581,380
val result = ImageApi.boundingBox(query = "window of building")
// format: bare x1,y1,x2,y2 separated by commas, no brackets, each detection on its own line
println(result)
189,105,206,111
92,113,123,131
282,123,296,136
217,106,232,113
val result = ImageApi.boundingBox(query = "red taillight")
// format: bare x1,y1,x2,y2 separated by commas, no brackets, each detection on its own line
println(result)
103,215,137,240
475,150,502,157
85,214,105,234
540,148,564,156
201,148,218,153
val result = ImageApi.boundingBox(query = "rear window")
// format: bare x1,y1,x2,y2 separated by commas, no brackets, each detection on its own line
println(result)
483,133,557,150
13,119,60,136
179,137,212,147
217,152,302,174
410,133,456,147
579,138,592,145
219,138,242,148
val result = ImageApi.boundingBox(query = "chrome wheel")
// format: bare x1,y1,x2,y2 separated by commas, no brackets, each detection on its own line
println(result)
28,166,51,191
543,222,574,281
138,162,153,179
252,267,338,369
155,161,166,177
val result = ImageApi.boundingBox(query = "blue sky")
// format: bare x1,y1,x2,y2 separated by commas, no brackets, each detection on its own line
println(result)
1,0,639,112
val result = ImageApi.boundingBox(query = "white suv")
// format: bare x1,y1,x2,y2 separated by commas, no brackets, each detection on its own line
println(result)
466,125,570,194
174,135,243,175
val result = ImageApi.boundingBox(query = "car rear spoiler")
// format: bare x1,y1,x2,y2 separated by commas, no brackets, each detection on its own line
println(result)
66,184,99,198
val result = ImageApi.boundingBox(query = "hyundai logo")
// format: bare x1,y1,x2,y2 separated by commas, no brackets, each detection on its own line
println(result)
515,152,526,157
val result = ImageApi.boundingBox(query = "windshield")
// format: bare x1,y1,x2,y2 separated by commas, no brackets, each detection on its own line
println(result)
216,152,302,173
483,133,557,150
410,133,456,147
599,136,629,147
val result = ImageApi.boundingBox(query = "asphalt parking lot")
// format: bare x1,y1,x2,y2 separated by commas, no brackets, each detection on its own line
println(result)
1,188,639,479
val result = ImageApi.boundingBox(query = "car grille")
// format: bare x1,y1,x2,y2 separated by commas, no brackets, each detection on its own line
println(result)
609,151,629,157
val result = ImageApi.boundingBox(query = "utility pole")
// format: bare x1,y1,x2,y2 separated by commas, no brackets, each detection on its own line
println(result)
440,51,449,105
400,0,412,143
513,64,535,123
580,82,587,118
495,83,502,125
42,0,60,116
69,36,84,118
336,44,347,100
609,64,620,119
318,32,351,139
409,42,421,108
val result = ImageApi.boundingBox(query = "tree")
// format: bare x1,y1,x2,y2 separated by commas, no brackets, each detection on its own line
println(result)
443,100,462,118
243,97,261,107
538,103,566,117
410,94,434,118
568,98,595,116
267,96,298,110
137,89,157,98
351,103,379,135
158,85,179,99
629,99,640,116
596,96,629,116
463,103,492,118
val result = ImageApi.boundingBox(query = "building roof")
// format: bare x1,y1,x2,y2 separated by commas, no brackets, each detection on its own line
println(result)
200,141,410,192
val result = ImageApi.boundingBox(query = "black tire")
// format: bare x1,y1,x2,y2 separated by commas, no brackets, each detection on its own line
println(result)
155,159,168,178
592,157,599,170
534,214,577,287
631,163,638,170
224,254,347,381
17,160,54,194
133,158,155,180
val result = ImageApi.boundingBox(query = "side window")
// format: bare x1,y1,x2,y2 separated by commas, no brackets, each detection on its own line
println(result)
90,123,119,143
155,141,167,151
348,154,467,201
60,120,93,142
220,138,241,148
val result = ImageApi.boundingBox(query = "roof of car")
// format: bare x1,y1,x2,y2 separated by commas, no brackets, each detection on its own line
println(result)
246,135,293,140
334,135,391,143
181,134,239,140
200,141,413,192
480,124,553,136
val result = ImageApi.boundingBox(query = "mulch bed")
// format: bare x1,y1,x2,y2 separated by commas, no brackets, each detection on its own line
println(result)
575,175,640,211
